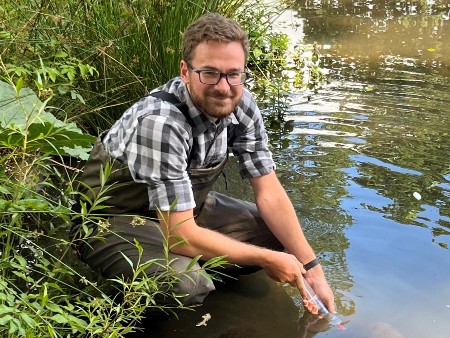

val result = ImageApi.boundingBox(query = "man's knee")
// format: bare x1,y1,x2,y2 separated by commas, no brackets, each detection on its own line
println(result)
169,256,216,306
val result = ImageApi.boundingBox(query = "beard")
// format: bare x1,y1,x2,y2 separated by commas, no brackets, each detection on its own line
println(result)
188,86,242,119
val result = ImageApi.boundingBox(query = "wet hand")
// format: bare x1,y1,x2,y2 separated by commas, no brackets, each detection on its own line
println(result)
303,298,320,315
304,267,336,315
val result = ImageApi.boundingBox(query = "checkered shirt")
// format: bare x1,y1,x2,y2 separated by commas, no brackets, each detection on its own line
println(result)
103,77,275,211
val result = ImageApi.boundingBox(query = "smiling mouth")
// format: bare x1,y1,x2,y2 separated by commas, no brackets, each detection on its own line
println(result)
210,95,231,101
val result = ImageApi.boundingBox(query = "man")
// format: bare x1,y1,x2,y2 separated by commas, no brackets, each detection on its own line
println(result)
70,13,335,314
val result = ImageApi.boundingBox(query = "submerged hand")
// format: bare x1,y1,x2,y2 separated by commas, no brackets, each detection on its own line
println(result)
303,298,320,315
304,266,336,315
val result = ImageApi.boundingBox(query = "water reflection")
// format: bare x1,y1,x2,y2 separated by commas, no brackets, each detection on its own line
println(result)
272,1,450,337
278,0,450,246
286,0,450,66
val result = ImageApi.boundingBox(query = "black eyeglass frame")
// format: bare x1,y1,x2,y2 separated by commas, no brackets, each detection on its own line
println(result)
185,61,249,86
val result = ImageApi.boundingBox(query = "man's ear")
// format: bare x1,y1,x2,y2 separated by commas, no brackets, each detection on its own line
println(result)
180,60,189,83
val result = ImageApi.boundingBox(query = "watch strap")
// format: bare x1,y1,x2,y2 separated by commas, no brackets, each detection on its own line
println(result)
304,258,320,271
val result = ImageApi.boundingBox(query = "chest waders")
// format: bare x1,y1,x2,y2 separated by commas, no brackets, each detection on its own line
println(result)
69,92,282,306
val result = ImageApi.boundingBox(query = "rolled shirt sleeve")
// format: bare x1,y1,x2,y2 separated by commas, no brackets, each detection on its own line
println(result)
127,114,195,211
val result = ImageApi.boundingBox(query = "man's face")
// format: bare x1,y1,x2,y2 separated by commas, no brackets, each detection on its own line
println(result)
181,40,246,119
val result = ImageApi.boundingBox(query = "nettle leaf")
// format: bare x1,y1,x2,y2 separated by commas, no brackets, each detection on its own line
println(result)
0,186,11,194
0,80,95,158
19,312,36,329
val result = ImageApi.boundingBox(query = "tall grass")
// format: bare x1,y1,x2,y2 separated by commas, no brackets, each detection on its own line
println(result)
63,0,229,132
1,0,247,134
1,0,294,134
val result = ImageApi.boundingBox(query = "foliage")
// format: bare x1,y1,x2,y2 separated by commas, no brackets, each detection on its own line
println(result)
0,142,227,337
291,42,328,96
233,1,328,126
1,0,324,134
0,0,232,134
234,1,291,117
0,6,231,331
0,79,95,160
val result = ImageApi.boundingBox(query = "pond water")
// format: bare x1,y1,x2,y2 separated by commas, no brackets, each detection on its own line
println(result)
152,1,450,337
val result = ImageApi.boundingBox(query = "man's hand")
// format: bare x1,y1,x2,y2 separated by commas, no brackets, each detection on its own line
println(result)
260,250,321,314
304,265,336,314
261,250,305,285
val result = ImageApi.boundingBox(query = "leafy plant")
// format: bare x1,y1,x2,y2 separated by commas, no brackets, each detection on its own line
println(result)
0,79,95,159
1,0,237,134
291,42,328,97
0,77,227,335
0,154,228,337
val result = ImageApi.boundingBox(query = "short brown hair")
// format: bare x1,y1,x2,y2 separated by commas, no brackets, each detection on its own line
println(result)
182,13,249,63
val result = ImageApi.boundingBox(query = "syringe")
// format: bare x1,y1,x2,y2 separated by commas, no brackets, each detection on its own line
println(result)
300,276,343,327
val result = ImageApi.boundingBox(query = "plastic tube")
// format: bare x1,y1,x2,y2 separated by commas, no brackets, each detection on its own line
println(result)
301,276,342,326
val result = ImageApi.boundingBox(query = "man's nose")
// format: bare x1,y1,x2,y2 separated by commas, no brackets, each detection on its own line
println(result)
214,74,231,90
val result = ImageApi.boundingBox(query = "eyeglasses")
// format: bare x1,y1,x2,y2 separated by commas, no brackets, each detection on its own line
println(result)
185,61,249,86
